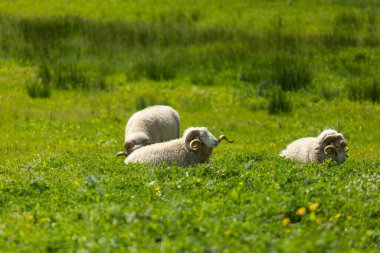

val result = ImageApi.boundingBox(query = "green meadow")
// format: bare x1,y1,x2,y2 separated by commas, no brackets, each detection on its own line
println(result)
0,0,379,252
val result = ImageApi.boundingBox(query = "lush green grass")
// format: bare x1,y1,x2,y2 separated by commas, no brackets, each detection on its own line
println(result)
1,153,379,252
1,0,380,102
1,0,380,252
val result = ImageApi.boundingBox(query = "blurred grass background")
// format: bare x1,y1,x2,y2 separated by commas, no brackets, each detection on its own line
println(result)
1,0,380,163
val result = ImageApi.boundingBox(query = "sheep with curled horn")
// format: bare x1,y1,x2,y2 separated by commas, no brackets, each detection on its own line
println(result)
124,127,233,167
117,105,180,157
280,129,348,164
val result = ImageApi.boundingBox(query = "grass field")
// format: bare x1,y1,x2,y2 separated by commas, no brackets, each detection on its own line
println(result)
1,0,380,252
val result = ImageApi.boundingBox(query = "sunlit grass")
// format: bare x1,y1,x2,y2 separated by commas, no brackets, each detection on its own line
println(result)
1,0,380,252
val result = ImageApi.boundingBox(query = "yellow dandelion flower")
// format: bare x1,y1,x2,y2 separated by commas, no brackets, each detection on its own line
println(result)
315,217,322,224
155,186,160,191
347,216,352,221
282,218,290,226
26,224,33,228
296,207,307,216
26,215,34,221
309,203,319,212
335,213,341,219
329,217,334,222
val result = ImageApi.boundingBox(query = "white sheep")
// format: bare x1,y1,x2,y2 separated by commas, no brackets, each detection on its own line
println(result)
117,105,180,157
124,127,233,167
280,129,348,164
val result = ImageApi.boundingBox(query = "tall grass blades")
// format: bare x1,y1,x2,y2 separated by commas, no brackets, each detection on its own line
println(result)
323,11,363,48
26,77,51,98
25,63,51,98
364,11,380,47
271,53,313,92
0,8,378,100
369,78,380,103
131,49,184,81
346,77,380,103
0,17,24,53
267,87,292,114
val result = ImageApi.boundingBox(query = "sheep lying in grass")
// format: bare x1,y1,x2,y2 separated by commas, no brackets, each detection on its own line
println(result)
117,105,180,157
280,129,348,164
124,127,233,167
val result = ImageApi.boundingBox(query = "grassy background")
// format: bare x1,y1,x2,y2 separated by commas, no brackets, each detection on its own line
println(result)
1,0,380,252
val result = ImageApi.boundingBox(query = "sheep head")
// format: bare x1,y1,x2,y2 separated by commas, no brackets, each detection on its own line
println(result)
184,127,218,152
321,133,348,163
117,133,151,157
116,141,137,157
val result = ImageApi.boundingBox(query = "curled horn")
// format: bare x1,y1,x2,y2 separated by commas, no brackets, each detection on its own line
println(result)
322,134,341,146
185,129,202,151
190,139,202,151
217,135,234,144
324,144,336,155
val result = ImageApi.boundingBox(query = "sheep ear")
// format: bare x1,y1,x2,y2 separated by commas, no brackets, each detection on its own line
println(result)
324,145,336,155
189,139,202,151
321,134,341,146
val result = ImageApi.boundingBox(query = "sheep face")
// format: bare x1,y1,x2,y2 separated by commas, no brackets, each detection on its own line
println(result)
184,127,218,151
124,132,151,154
321,133,348,164
199,129,218,148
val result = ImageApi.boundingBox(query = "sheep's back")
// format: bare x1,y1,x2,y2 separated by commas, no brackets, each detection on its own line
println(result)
280,137,318,163
126,105,180,142
124,139,213,167
125,139,186,166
